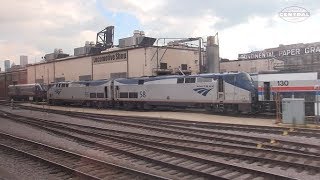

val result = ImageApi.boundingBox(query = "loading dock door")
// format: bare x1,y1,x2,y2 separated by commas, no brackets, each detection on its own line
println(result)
264,82,271,101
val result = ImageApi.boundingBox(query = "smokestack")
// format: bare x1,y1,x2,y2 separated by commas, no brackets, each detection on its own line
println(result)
206,33,220,73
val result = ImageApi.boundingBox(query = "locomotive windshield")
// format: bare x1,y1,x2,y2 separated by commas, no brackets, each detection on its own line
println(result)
235,72,256,91
237,72,252,82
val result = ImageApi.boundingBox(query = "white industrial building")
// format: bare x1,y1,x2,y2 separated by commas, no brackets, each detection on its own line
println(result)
26,28,220,84
27,46,205,84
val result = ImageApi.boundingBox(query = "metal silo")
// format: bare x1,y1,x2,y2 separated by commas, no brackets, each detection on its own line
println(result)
206,34,220,73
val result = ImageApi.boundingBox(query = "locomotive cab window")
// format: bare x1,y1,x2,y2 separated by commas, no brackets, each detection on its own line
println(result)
185,78,196,83
197,77,212,83
119,92,128,98
129,92,138,98
90,93,97,98
97,93,104,98
177,78,184,83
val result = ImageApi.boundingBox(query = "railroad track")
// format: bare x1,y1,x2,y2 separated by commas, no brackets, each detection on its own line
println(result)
3,105,320,155
1,110,320,179
18,104,320,139
22,106,320,156
0,132,165,180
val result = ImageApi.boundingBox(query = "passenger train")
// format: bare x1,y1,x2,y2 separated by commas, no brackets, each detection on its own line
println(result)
251,72,319,115
9,71,320,115
47,72,257,113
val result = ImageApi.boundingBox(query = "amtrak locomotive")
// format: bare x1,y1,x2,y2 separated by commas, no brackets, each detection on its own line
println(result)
47,72,257,113
8,83,47,101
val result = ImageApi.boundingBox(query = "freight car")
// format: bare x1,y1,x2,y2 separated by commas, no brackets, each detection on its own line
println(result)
8,83,47,101
47,72,257,113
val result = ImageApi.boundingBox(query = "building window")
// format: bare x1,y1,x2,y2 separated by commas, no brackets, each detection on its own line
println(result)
97,93,104,98
90,93,97,98
119,92,128,98
79,75,91,81
181,64,188,70
129,92,138,98
177,78,184,84
160,63,167,69
110,72,127,78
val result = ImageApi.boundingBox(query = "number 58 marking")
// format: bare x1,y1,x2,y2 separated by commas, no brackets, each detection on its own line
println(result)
140,91,146,98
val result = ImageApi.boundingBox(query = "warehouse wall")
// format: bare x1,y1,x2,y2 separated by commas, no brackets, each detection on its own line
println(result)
54,56,91,82
28,63,55,84
0,69,27,98
147,47,202,75
92,50,129,79
93,61,128,79
220,59,284,73
27,46,203,84
127,48,147,77
0,73,6,98
28,56,91,83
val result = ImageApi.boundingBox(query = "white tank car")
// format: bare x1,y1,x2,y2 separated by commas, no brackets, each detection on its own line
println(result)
113,72,257,112
47,79,110,107
252,72,319,115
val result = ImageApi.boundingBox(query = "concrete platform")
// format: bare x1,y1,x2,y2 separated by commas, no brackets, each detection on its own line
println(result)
17,103,282,127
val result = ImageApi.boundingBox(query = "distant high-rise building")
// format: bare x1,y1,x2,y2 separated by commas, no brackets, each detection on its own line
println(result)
4,60,10,72
20,55,28,67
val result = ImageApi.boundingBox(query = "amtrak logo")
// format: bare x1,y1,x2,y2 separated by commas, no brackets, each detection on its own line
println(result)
193,88,213,96
54,88,62,95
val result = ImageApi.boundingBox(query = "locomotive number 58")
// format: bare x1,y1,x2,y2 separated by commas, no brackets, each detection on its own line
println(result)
140,91,146,98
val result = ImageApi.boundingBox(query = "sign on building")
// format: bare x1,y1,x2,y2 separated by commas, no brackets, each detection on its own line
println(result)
238,45,320,60
92,51,128,64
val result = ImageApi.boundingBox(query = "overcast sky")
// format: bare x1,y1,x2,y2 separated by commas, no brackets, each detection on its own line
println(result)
1,0,320,70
